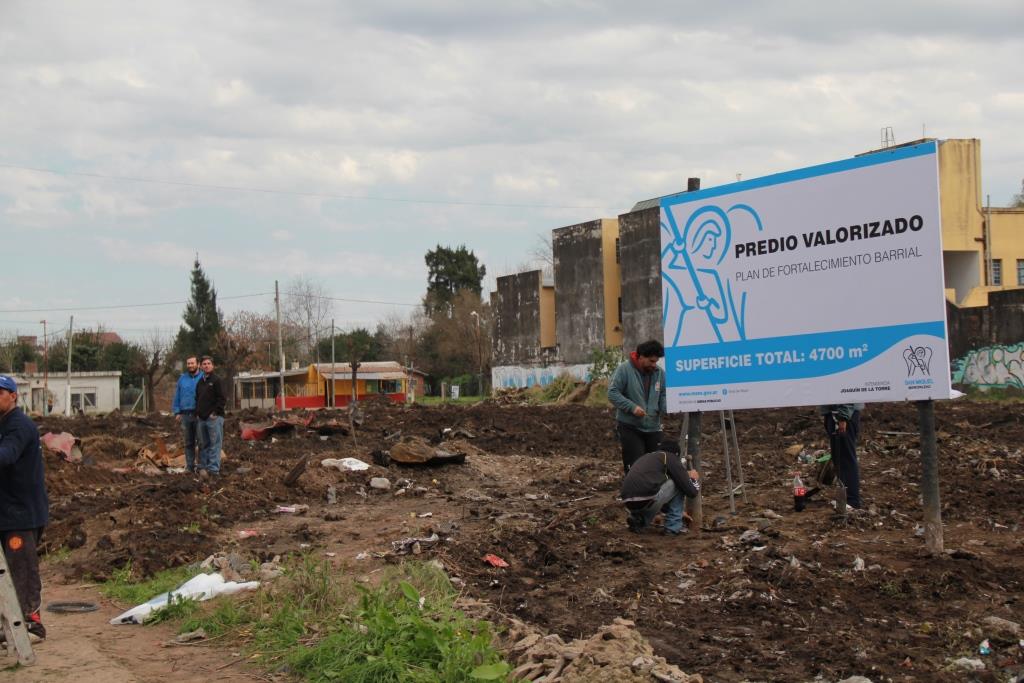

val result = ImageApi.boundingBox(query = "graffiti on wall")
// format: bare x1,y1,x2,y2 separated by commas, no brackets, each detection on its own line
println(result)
491,364,592,390
952,343,1024,389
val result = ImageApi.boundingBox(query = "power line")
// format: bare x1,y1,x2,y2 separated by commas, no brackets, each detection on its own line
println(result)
0,291,421,315
0,292,271,314
0,162,602,211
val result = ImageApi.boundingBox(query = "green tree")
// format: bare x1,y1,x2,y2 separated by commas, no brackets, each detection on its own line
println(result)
424,245,486,315
1013,179,1024,208
45,331,102,373
174,259,223,359
316,327,386,365
0,334,38,373
100,341,145,386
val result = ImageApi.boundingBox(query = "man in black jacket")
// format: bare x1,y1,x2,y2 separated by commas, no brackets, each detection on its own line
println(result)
620,441,700,535
0,375,48,640
195,356,227,477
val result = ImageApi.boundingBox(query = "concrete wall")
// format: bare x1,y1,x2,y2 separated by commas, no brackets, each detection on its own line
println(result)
938,139,983,253
953,343,1024,389
618,206,662,352
492,270,544,365
947,289,1024,360
492,363,591,390
554,220,608,364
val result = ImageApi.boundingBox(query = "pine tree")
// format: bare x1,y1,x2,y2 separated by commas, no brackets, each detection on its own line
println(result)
424,245,486,315
174,259,223,359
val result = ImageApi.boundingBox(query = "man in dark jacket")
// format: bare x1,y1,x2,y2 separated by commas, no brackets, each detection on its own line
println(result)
195,356,227,477
819,403,864,509
0,375,48,640
620,441,699,535
172,355,203,473
608,339,668,473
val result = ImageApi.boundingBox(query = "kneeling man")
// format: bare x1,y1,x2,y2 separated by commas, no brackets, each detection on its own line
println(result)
620,441,700,535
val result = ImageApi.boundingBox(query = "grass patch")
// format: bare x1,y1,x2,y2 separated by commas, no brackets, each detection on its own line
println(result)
182,557,512,682
584,379,609,407
415,395,486,406
540,373,579,402
43,546,71,564
100,561,203,607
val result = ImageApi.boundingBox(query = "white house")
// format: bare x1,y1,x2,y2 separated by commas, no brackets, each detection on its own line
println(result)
13,371,122,415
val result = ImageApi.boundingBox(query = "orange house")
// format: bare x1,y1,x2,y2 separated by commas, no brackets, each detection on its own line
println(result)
235,362,426,410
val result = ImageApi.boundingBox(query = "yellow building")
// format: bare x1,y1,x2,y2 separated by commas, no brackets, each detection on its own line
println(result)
235,362,425,410
886,138,1024,306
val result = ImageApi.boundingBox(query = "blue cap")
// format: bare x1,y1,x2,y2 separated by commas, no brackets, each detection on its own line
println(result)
0,375,17,393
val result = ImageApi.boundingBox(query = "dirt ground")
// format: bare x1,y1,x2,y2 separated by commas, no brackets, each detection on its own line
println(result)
13,398,1024,682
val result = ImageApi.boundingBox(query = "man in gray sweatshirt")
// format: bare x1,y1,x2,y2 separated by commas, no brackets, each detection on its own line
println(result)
608,339,668,473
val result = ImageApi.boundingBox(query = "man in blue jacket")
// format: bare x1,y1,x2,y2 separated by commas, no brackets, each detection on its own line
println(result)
0,375,49,641
608,339,668,473
172,355,203,473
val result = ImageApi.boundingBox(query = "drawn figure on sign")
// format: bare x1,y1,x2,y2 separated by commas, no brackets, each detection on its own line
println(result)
904,345,933,376
661,203,763,346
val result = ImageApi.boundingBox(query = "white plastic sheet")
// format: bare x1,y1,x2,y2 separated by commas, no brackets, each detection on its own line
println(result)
110,572,259,625
321,457,369,471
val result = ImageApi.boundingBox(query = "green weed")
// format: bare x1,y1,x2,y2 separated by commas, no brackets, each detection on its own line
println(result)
182,558,512,682
44,546,71,564
100,560,203,607
540,373,578,402
147,593,201,624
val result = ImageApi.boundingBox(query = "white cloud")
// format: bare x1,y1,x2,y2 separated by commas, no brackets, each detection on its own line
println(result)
271,229,292,241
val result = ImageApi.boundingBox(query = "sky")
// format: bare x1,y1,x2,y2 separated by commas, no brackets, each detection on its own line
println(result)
2,1,1022,344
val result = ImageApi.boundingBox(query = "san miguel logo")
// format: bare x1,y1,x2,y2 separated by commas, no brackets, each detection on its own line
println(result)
904,345,933,376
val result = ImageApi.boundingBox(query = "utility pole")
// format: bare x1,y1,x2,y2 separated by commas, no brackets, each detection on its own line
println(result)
40,320,48,414
330,318,335,408
64,315,74,416
470,310,483,396
275,280,285,412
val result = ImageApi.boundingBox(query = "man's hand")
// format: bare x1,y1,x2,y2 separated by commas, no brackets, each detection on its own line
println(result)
175,414,181,422
837,419,847,434
632,406,646,417
687,469,699,480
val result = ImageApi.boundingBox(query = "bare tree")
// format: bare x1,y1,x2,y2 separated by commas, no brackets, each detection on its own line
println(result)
283,276,334,362
0,331,20,372
378,310,430,369
528,231,554,280
135,330,174,412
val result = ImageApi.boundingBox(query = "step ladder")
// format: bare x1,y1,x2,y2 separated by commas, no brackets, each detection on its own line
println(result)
0,551,35,666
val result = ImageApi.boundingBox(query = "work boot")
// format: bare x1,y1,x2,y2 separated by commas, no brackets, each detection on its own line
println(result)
198,469,209,480
27,612,46,641
626,514,645,533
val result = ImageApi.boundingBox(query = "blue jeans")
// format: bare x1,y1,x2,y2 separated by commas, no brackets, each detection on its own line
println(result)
198,415,224,474
179,413,199,471
629,479,684,533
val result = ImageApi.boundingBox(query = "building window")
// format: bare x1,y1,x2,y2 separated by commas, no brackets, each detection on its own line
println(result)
380,380,401,394
618,296,623,323
71,390,97,412
992,259,1003,286
615,237,621,264
1017,259,1024,285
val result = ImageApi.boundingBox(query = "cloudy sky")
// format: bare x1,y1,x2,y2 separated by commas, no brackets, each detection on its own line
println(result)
2,1,1022,343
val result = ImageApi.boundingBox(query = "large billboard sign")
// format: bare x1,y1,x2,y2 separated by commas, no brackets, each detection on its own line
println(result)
660,141,951,412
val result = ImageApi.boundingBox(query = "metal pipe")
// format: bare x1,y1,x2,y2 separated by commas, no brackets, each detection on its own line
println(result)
917,400,944,553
